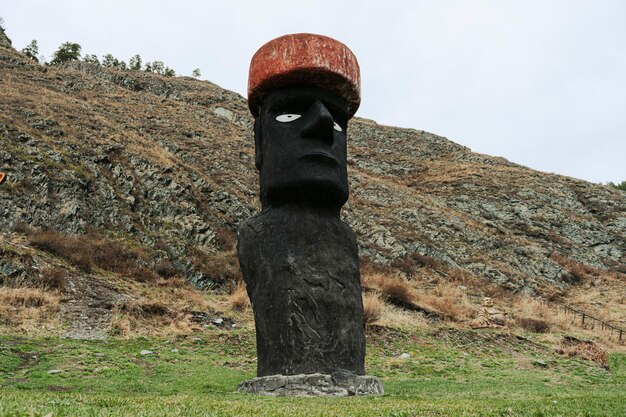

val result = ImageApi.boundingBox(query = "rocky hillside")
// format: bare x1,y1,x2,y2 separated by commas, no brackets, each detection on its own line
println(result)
1,35,624,299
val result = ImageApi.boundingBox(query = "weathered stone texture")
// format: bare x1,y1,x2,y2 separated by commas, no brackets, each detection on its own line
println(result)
238,209,365,376
237,373,384,397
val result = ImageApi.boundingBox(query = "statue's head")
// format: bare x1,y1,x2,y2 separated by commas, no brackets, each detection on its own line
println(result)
248,34,360,211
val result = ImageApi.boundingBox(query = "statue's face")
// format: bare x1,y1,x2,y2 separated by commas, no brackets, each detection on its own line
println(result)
256,87,350,209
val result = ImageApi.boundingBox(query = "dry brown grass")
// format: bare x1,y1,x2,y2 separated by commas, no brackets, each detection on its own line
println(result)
0,245,69,291
0,287,53,308
445,268,511,299
229,281,250,312
552,252,625,283
154,260,178,278
373,302,431,330
556,336,608,367
119,300,171,318
518,317,550,333
362,293,384,324
0,287,60,332
391,253,448,276
107,274,223,337
27,228,151,278
505,297,551,326
378,278,416,308
23,228,181,286
361,268,475,322
361,272,416,308
36,267,68,291
214,226,237,250
506,297,624,350
552,259,626,334
128,266,160,283
156,276,188,288
413,280,474,322
191,247,242,290
565,285,626,327
28,229,93,270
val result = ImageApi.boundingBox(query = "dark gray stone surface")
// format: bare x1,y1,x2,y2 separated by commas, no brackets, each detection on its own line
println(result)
237,372,384,397
238,207,365,376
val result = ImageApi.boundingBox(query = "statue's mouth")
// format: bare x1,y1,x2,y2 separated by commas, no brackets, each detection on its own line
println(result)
300,152,339,165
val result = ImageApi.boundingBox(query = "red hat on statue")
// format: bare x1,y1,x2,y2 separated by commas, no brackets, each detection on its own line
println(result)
248,33,361,118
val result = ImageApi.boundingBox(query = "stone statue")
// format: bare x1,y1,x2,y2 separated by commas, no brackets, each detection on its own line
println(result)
470,297,507,328
236,34,383,396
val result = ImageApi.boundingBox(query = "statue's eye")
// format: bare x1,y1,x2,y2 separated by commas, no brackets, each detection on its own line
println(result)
276,114,302,122
333,122,343,132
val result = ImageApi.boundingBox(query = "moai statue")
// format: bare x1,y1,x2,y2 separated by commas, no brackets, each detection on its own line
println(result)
237,34,383,396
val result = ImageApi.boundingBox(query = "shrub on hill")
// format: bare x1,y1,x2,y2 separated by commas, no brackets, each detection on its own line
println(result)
102,53,126,69
20,39,39,62
518,317,550,333
25,228,156,283
144,60,175,76
608,180,626,192
82,53,100,64
129,54,142,70
50,41,81,64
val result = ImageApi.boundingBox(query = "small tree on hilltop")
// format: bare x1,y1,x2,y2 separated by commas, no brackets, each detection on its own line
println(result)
129,54,142,71
145,60,164,74
101,54,114,67
608,180,626,192
21,39,39,62
192,68,201,78
83,54,100,65
50,42,81,64
102,53,127,69
144,60,175,77
164,66,175,77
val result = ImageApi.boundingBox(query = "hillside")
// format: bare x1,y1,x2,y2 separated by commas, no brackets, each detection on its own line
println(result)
1,34,625,340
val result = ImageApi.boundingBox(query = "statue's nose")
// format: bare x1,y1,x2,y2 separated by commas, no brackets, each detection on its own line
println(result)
301,100,334,144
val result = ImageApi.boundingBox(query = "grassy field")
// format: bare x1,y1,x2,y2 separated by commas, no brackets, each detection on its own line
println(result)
1,327,625,417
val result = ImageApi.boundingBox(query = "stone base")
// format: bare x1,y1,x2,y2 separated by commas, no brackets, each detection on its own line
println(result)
237,372,384,397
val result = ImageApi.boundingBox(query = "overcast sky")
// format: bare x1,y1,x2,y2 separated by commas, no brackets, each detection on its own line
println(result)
3,1,625,184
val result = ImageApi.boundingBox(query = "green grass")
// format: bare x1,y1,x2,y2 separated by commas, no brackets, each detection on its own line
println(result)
1,328,625,416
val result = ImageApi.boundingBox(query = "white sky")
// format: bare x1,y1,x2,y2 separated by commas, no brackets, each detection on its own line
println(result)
3,0,625,184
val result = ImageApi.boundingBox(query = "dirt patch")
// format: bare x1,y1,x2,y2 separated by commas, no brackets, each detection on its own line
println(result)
15,351,40,369
61,273,130,340
556,336,608,368
189,310,237,329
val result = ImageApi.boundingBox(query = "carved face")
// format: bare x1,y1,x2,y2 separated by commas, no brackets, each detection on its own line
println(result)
255,87,350,209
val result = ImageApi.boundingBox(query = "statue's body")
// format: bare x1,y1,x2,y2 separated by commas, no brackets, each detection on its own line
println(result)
237,34,382,396
238,207,364,376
